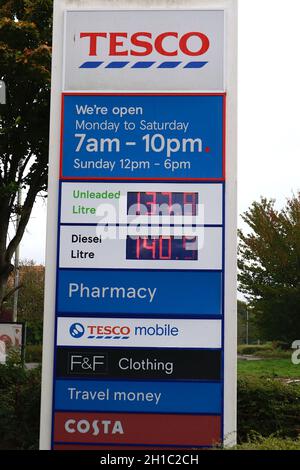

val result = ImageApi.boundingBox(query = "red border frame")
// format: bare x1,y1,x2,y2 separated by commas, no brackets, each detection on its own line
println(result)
60,92,226,181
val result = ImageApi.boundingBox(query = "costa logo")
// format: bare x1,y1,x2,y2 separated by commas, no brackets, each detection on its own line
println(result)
65,419,124,436
79,31,210,69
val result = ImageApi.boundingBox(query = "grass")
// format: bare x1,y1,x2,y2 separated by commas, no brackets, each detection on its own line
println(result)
238,358,300,379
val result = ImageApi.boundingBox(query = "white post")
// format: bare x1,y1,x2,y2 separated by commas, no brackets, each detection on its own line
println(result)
0,80,6,104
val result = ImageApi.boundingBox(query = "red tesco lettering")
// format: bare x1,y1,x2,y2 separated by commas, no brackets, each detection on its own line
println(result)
80,31,210,57
87,325,131,336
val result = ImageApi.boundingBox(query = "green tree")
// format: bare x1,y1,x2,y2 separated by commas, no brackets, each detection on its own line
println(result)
0,0,52,307
238,194,300,342
237,300,248,344
5,260,44,343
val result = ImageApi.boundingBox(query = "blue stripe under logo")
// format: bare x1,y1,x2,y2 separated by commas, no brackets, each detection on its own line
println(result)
87,335,130,340
79,61,208,69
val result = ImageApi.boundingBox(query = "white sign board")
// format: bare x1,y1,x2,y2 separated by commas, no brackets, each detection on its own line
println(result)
0,322,24,362
0,341,6,364
64,10,224,91
57,317,222,348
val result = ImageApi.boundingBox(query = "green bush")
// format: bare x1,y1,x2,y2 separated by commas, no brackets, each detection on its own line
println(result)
272,341,291,351
238,375,300,442
235,433,300,450
237,343,273,355
255,349,291,359
25,321,43,346
237,343,291,358
0,362,41,450
25,344,42,363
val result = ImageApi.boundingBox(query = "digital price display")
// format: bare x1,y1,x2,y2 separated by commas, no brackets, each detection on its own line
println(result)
127,192,198,216
126,236,198,261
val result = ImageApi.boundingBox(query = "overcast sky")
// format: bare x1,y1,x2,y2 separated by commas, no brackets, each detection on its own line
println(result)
19,0,300,264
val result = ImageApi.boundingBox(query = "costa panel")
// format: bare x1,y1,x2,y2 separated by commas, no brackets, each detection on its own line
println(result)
54,412,221,447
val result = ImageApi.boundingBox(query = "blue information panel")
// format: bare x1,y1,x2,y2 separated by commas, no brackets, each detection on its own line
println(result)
53,93,225,449
57,269,222,316
55,380,222,414
61,94,225,180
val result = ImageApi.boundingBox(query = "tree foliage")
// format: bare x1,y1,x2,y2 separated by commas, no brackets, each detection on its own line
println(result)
5,260,44,343
0,0,52,305
238,194,300,342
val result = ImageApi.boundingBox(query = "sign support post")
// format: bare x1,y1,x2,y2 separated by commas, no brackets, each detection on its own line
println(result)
40,0,237,450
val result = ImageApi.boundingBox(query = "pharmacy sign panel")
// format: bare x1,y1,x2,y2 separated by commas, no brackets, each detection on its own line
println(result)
40,1,237,451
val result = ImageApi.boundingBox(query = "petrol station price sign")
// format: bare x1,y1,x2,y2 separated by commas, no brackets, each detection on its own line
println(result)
40,1,237,451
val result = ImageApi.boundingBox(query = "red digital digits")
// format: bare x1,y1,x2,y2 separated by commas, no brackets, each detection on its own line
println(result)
133,236,197,260
182,236,197,260
129,192,198,216
143,237,156,259
161,192,173,214
159,237,172,260
183,193,197,216
145,192,157,215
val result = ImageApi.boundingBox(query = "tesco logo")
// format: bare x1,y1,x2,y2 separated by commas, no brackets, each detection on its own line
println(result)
87,325,131,338
79,31,210,70
80,31,210,56
68,323,131,340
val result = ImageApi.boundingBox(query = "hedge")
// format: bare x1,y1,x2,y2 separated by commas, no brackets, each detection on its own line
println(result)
0,364,299,449
237,375,300,442
0,363,41,450
235,434,300,450
25,344,43,363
